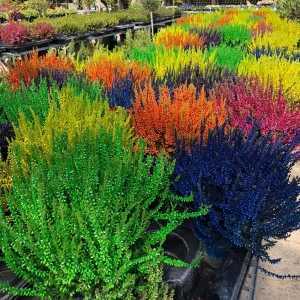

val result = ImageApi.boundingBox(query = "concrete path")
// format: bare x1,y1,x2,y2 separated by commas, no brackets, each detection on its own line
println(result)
251,162,300,300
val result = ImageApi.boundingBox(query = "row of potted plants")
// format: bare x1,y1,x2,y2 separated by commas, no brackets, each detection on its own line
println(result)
0,6,179,47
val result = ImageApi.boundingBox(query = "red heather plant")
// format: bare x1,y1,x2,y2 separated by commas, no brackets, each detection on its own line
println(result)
30,22,55,40
0,22,29,45
213,79,300,145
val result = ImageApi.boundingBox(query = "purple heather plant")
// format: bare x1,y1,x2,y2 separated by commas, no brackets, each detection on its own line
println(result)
189,27,222,48
36,68,72,88
153,64,237,98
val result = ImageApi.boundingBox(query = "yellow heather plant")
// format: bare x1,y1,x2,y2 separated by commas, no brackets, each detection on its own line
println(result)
238,55,300,105
153,47,215,79
249,20,300,52
11,87,134,173
249,10,300,52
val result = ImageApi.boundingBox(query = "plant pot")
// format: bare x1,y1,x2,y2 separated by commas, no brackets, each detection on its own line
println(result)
163,223,254,300
0,38,55,53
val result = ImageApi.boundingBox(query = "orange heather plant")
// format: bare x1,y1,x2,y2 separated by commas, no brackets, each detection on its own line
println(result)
86,57,151,89
176,15,204,26
8,52,74,89
212,12,234,28
132,83,227,155
155,28,204,49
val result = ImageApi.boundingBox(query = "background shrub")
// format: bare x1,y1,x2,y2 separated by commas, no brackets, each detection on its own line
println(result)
277,0,300,21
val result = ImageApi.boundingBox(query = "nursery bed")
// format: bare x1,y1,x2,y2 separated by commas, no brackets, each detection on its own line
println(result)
0,7,299,300
0,16,178,58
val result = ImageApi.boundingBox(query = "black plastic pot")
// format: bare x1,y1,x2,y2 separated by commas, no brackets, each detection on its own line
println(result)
163,223,254,300
0,38,55,53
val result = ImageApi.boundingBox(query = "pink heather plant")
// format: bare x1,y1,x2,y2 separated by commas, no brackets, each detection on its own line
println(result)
213,79,300,145
31,22,55,40
0,22,29,45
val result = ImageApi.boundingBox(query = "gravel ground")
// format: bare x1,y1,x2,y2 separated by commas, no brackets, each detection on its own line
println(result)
248,162,300,300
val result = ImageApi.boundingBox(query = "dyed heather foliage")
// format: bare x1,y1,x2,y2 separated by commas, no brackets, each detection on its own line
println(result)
128,45,214,79
211,46,244,72
218,24,251,48
189,27,221,48
252,47,300,62
154,27,204,50
86,56,150,89
63,76,103,103
132,84,227,155
0,91,206,298
0,80,59,124
238,55,300,105
0,123,14,161
8,52,74,89
106,74,135,109
251,20,272,37
36,68,71,88
173,127,300,262
214,79,300,145
0,22,29,45
153,64,235,97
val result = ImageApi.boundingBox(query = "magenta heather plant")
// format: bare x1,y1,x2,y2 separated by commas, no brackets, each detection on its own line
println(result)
31,22,55,40
213,79,300,145
0,22,29,45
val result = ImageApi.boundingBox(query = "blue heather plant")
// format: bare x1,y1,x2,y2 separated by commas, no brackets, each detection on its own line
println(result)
252,47,300,61
173,126,300,263
106,74,135,109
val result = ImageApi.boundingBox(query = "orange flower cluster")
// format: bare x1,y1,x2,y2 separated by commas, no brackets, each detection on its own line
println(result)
176,15,203,26
155,31,204,49
212,11,236,28
132,83,227,155
253,10,268,18
252,20,272,37
8,52,74,89
85,57,151,89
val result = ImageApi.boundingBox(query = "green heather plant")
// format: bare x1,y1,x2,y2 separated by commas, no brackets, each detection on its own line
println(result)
211,45,244,72
0,89,207,299
0,80,59,125
218,24,251,48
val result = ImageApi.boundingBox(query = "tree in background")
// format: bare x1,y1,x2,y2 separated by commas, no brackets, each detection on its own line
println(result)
141,0,161,35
